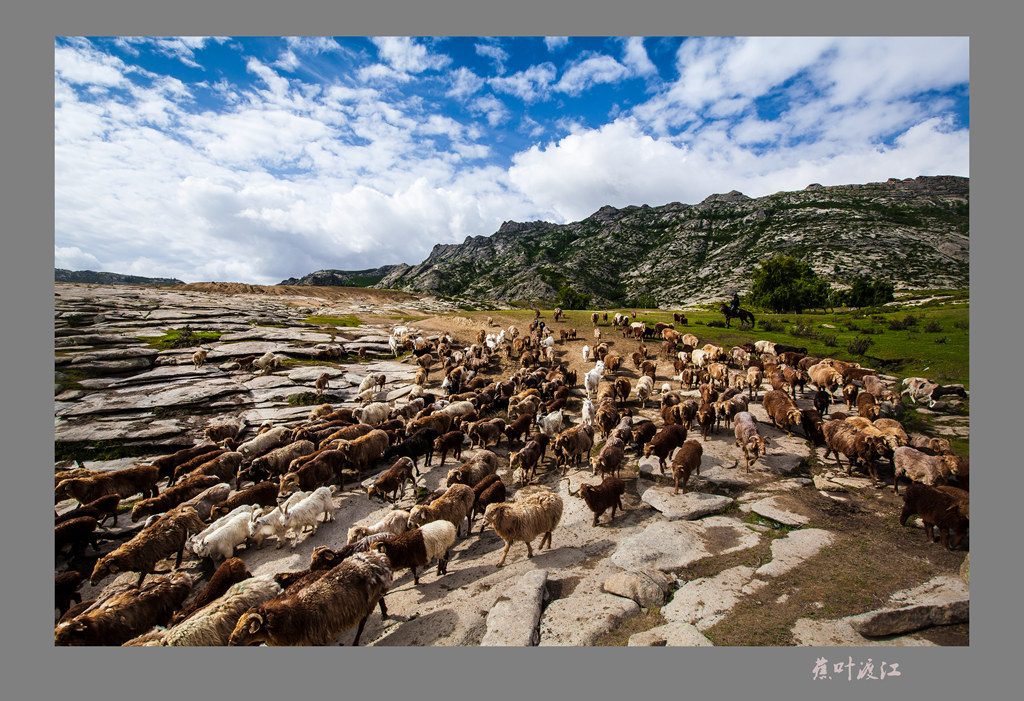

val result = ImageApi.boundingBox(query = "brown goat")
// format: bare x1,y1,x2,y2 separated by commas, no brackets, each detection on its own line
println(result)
671,439,704,494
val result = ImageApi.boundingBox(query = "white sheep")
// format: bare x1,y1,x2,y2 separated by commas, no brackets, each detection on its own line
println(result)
581,398,596,427
188,504,255,553
282,486,336,548
236,426,290,461
346,509,412,546
191,510,253,563
252,351,282,376
247,490,309,549
483,490,564,566
584,366,603,397
358,402,391,426
582,345,591,363
635,375,655,407
536,409,566,438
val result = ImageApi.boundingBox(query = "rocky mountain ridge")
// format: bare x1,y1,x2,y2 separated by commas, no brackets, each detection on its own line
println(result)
278,265,402,287
55,269,184,286
375,175,968,306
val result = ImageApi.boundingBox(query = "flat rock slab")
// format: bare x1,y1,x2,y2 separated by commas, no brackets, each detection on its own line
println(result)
538,592,640,646
791,618,940,647
59,377,249,417
700,463,759,488
756,477,813,492
63,358,154,375
69,348,159,361
813,474,848,492
285,367,346,382
610,516,761,571
205,341,291,357
480,569,548,646
217,328,335,343
662,565,766,631
740,495,812,527
603,568,675,608
640,487,733,521
755,528,836,578
55,418,186,444
846,599,969,637
888,575,970,607
627,622,714,646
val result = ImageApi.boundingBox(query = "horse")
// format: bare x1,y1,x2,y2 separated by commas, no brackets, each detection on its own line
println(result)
720,303,756,329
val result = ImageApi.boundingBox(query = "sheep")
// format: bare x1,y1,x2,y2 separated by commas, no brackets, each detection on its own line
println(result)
370,520,458,585
899,482,969,550
669,439,704,494
468,418,506,449
432,430,466,465
282,486,336,548
630,420,658,453
190,509,254,564
148,442,223,481
908,433,954,455
90,505,206,587
169,557,252,626
446,450,500,488
536,408,567,438
147,575,284,647
131,474,222,523
346,510,411,546
367,457,418,503
822,419,888,483
696,401,717,440
55,516,101,557
408,483,476,537
809,363,844,399
800,408,826,445
334,429,390,476
55,494,120,528
554,423,596,474
592,436,626,479
55,464,161,506
504,412,534,445
204,482,273,522
892,446,962,494
229,550,393,646
733,411,770,473
577,476,626,526
280,450,345,496
308,403,336,420
470,474,507,530
205,422,243,444
236,425,291,463
55,572,193,646
406,411,454,439
873,418,909,451
510,439,545,487
316,423,375,451
762,389,803,437
55,570,85,619
192,348,209,370
483,490,564,566
635,375,655,408
644,424,688,474
166,448,230,486
385,427,438,471
357,402,392,426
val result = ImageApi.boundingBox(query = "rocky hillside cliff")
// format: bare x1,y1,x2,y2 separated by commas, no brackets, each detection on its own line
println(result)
376,175,968,306
55,269,184,286
279,265,402,287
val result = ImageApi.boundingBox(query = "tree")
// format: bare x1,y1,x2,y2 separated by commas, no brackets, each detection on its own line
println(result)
845,276,895,307
748,255,832,313
555,285,591,310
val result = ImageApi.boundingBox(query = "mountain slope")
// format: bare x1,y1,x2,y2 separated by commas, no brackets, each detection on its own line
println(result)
55,269,185,286
376,175,968,306
279,265,402,287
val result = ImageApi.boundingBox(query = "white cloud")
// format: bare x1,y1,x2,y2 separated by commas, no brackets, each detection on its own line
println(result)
446,66,484,100
621,37,657,77
273,50,300,71
544,37,569,51
371,37,450,74
55,246,101,270
489,62,557,102
470,94,509,127
55,41,130,87
554,54,630,95
475,41,509,74
357,63,412,84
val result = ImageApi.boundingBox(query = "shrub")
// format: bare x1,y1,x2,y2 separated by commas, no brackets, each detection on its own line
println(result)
888,315,919,331
934,336,948,344
844,277,895,307
790,324,820,339
556,285,592,310
953,319,969,330
705,319,726,328
287,392,330,406
759,319,783,333
846,337,873,356
924,320,943,333
823,334,838,347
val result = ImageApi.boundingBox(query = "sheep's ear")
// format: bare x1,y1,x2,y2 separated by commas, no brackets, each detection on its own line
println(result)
248,614,263,634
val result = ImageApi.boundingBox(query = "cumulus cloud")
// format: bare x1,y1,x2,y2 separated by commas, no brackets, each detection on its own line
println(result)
544,37,569,51
470,94,509,127
554,54,630,95
371,37,450,74
446,66,484,100
489,62,557,102
475,41,509,74
621,37,657,77
55,246,101,270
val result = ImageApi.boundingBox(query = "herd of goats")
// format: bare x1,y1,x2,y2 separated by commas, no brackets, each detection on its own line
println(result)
53,308,969,646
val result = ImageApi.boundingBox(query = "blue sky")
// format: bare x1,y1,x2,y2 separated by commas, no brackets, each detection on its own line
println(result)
54,36,969,285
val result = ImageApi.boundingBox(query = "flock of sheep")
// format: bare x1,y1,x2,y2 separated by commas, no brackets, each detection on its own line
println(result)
53,309,969,646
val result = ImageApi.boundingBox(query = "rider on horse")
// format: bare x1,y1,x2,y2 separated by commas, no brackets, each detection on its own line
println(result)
729,292,740,316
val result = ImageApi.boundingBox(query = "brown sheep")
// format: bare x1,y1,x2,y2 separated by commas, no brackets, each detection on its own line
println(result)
229,551,392,646
318,422,375,450
131,474,222,523
169,557,252,626
335,429,390,475
55,516,101,557
167,448,231,486
822,419,887,483
433,430,466,465
671,439,704,494
592,436,626,478
367,457,418,503
733,411,769,473
468,418,506,449
149,442,222,482
892,446,962,495
90,505,207,587
762,390,803,437
55,465,161,506
406,412,454,438
446,450,500,488
55,572,193,646
857,391,880,420
553,424,596,474
899,482,969,550
55,494,120,528
630,421,658,453
470,476,507,532
696,401,716,440
503,412,534,445
578,475,626,525
644,424,688,474
208,481,279,520
408,483,476,537
281,450,346,495
483,490,564,566
55,570,85,619
510,439,545,486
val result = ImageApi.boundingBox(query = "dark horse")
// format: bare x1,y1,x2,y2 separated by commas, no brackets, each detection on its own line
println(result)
720,303,755,329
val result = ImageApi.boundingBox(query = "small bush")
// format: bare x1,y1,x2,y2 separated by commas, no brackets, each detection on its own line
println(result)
790,323,820,339
759,319,783,332
847,337,873,356
888,318,908,331
953,319,969,330
705,319,726,328
924,320,943,333
934,336,948,344
287,392,331,406
823,334,838,347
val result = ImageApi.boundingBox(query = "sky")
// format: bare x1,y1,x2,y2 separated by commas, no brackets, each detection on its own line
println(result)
54,36,969,285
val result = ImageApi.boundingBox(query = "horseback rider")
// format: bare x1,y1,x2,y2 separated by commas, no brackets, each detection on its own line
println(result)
729,292,740,315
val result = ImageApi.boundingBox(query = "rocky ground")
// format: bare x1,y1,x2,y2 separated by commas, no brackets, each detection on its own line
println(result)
54,282,970,646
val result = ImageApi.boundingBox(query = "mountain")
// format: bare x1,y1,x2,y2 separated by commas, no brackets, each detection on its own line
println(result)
376,175,969,306
278,265,402,287
55,269,184,286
